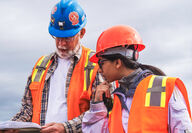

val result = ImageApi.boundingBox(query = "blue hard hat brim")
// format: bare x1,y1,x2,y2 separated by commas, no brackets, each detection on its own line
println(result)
48,19,87,38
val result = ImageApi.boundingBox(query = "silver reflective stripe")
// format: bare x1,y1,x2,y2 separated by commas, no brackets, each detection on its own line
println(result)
147,76,166,107
84,51,95,90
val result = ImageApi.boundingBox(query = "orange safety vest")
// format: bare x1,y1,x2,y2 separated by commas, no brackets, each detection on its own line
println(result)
108,75,191,133
29,46,99,125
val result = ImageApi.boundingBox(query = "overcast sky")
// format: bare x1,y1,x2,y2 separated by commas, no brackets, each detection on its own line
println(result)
0,0,191,121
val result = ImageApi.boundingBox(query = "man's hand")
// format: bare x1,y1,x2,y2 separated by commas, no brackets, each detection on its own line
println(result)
41,122,65,133
94,81,111,102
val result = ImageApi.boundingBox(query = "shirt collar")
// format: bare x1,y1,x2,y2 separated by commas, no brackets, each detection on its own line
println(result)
75,44,82,62
113,68,153,97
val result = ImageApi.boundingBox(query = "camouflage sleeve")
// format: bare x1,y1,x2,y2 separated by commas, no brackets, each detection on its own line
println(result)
11,75,33,122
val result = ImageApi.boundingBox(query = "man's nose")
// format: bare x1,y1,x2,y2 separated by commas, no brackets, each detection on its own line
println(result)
58,38,67,45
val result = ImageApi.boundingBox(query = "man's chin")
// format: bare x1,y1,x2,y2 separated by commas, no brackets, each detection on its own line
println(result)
56,51,68,59
56,50,74,59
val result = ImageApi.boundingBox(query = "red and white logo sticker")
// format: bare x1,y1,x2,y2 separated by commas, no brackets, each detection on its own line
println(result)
52,6,57,14
69,12,79,25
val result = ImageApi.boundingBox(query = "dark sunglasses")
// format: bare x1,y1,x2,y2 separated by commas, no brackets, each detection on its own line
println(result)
98,59,108,69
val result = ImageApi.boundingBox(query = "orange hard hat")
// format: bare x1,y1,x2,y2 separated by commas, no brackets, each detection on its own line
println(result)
90,25,145,63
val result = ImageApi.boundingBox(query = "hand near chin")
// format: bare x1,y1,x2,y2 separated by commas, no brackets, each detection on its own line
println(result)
41,122,65,133
94,81,111,102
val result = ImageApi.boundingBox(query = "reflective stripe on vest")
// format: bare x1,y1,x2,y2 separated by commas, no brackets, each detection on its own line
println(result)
108,75,191,133
29,54,53,125
145,75,167,107
30,47,99,124
67,47,99,120
31,55,52,82
83,51,96,91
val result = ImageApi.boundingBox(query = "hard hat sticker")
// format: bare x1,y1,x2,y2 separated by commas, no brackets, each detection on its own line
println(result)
58,21,65,30
82,15,85,22
69,12,79,25
52,6,57,14
51,16,55,25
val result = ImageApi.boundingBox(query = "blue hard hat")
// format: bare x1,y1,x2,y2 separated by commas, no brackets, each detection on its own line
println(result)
48,0,87,37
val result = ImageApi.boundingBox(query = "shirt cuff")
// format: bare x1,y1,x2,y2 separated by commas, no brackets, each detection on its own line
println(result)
62,122,68,133
90,102,107,112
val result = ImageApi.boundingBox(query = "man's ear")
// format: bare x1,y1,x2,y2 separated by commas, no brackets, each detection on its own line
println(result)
80,28,86,38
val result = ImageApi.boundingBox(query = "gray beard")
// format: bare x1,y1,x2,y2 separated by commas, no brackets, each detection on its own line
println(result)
56,43,80,59
56,49,74,59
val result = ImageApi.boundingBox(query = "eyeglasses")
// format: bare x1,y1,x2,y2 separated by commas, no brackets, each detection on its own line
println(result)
52,34,78,42
98,59,108,69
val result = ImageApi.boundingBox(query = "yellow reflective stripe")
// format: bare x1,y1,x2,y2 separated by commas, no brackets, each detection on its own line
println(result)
90,69,93,80
85,51,91,67
38,70,45,83
148,75,156,88
92,63,96,66
37,56,46,66
83,70,87,91
32,69,38,82
38,59,51,82
45,60,51,67
146,76,167,107
31,56,45,82
109,111,112,115
83,51,91,91
89,69,93,80
160,92,166,107
145,92,151,107
162,77,167,87
161,77,167,107
89,63,96,80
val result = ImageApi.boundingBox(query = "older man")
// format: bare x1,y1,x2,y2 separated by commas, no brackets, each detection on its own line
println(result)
11,0,100,132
